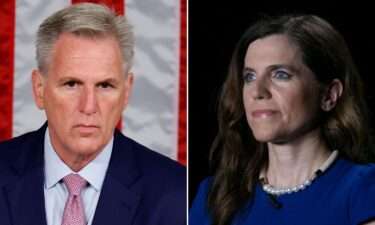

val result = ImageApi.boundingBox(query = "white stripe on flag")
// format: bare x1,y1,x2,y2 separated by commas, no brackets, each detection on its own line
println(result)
124,0,181,160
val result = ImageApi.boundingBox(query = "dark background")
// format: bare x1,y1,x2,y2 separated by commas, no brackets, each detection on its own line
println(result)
188,1,375,206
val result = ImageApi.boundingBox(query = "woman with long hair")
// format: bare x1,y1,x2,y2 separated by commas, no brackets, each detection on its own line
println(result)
190,14,375,225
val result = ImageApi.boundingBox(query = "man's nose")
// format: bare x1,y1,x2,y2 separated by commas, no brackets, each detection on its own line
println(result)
79,87,98,115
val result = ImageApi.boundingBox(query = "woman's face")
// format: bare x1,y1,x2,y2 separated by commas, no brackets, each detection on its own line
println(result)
243,34,322,143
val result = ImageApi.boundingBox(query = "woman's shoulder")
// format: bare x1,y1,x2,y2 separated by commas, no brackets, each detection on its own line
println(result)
198,177,215,192
334,157,375,184
333,157,375,224
189,177,215,225
191,176,214,206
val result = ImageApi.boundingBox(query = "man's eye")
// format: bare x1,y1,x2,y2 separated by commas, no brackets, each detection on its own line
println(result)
99,82,112,89
64,81,78,88
244,72,256,83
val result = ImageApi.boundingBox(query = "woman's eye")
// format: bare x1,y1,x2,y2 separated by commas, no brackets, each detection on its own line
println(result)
244,72,256,83
274,71,290,80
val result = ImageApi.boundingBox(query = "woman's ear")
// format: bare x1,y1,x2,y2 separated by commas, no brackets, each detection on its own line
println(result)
321,79,343,111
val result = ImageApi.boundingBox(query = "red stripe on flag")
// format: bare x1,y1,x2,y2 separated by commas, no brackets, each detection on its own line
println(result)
72,0,124,130
0,0,15,141
178,0,187,165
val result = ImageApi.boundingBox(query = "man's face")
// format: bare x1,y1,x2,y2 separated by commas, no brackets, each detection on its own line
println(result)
32,33,133,166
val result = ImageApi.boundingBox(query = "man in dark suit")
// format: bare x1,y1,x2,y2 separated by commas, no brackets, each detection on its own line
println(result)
0,3,186,225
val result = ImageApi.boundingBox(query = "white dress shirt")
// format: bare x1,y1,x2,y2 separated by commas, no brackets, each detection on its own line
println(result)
43,128,113,225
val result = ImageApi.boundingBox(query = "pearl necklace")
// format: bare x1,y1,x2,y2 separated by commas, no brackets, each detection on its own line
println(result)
259,150,338,196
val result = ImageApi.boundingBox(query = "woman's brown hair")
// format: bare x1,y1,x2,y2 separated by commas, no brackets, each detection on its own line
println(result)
207,14,375,225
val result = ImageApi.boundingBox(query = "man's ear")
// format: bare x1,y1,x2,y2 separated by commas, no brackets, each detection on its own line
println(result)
31,70,45,110
123,72,134,109
321,79,343,111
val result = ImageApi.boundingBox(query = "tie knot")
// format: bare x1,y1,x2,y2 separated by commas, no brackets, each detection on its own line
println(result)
63,174,87,196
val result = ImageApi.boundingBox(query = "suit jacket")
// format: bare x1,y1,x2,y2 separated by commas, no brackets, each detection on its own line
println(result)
0,123,186,225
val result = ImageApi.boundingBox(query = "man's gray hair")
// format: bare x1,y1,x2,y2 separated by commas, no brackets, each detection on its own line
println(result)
36,3,134,75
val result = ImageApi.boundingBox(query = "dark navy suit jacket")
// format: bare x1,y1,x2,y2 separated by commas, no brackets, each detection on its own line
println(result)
0,123,186,225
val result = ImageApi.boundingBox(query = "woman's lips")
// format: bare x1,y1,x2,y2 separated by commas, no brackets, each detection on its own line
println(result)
251,109,277,118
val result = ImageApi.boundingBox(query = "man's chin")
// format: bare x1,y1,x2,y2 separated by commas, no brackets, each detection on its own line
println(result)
70,137,102,152
71,144,103,157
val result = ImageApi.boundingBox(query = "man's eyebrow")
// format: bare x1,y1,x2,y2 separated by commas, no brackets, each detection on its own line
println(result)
58,76,82,83
57,77,120,85
96,78,119,84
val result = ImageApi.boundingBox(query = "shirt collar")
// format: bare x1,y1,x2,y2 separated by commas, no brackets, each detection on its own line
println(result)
44,128,113,191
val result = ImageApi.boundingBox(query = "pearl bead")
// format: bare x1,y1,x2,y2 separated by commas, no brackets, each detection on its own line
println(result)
304,179,312,186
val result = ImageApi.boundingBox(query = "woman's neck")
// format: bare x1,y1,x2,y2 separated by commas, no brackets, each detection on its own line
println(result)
265,128,331,188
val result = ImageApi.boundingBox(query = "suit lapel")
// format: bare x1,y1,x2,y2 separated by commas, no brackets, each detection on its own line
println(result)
5,124,47,225
92,130,142,225
92,173,141,225
6,166,47,225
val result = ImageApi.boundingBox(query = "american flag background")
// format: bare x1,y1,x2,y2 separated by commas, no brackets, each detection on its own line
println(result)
0,0,186,165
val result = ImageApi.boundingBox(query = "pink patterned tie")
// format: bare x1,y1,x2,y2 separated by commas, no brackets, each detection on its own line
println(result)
61,174,87,225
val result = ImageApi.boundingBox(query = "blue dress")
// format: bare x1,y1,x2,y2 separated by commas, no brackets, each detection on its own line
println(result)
190,157,375,225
